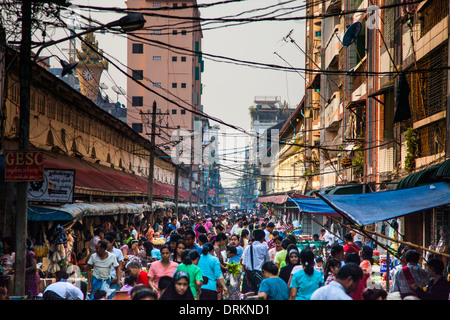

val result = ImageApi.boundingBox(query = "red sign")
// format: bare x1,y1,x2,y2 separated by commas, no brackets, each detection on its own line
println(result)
4,151,44,182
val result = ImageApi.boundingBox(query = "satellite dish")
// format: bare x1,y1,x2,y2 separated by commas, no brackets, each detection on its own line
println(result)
99,83,109,90
342,22,362,47
111,86,126,95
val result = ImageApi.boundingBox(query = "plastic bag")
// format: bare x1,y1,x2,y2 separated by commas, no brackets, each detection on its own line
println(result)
100,280,116,299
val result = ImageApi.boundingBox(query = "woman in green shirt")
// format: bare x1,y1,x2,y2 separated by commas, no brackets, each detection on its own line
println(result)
175,250,204,299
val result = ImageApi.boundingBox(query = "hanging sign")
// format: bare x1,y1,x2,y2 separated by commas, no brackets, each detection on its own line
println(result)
4,151,44,182
28,168,75,203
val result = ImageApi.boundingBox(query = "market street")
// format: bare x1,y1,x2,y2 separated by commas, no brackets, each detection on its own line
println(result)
0,0,449,302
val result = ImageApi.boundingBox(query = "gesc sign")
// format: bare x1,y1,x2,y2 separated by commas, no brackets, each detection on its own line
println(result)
4,151,44,182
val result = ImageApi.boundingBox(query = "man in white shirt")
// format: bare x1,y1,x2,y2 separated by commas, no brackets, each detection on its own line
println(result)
241,229,270,293
230,216,243,235
310,262,363,300
87,240,119,300
263,222,275,243
320,228,336,247
43,270,84,300
89,227,105,254
104,234,124,292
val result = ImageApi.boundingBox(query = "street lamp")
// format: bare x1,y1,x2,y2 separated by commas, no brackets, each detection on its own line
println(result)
13,4,145,296
35,54,78,77
31,12,146,60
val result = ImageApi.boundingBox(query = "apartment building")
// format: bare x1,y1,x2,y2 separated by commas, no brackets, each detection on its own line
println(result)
126,0,203,148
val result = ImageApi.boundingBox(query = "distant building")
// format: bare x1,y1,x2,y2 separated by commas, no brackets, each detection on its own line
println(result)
126,0,204,147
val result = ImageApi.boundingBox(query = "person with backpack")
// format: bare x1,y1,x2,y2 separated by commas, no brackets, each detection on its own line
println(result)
391,249,430,299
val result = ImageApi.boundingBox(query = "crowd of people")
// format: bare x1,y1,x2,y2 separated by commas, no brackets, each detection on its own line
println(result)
1,210,449,301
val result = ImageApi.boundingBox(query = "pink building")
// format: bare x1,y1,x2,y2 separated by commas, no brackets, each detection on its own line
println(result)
126,0,203,146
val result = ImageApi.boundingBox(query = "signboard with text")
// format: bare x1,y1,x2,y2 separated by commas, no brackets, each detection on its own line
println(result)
4,151,44,182
28,168,75,203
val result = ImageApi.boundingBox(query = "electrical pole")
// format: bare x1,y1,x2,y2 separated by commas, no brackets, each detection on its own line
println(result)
147,101,157,221
174,125,180,220
14,0,32,297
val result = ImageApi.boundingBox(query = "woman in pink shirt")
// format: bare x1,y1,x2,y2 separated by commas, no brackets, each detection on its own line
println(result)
148,245,178,294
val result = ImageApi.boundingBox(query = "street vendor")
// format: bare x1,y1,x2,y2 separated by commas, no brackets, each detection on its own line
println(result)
86,240,119,300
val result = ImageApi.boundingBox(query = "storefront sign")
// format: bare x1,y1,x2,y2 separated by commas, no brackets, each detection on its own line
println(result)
28,168,75,203
380,255,387,273
4,151,44,181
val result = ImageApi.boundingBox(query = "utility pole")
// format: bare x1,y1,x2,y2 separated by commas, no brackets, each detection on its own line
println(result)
189,142,193,214
173,125,180,220
147,101,157,221
14,0,32,297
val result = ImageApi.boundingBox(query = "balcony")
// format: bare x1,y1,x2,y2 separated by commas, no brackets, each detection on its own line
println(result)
324,91,341,129
325,0,342,13
324,30,342,69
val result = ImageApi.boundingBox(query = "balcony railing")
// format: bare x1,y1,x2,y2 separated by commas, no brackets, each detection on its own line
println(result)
324,91,341,129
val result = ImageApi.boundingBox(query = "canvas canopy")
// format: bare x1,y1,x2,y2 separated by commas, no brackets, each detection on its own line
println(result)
290,182,450,226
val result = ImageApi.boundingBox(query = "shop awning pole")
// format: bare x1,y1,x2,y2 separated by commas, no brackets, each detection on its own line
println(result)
315,192,401,260
301,211,345,243
333,218,450,259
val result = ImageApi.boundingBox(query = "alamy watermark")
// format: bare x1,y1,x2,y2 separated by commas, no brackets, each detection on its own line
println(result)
367,5,381,30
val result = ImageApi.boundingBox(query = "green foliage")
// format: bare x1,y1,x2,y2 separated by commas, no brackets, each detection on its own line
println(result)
226,262,242,277
405,127,419,173
352,145,364,175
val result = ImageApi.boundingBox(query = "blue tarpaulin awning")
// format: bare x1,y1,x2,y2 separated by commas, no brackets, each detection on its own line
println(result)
290,182,450,226
320,182,450,226
289,198,341,216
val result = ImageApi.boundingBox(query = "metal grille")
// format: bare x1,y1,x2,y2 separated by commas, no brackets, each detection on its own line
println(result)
408,42,448,122
428,42,447,117
418,119,446,157
420,0,449,37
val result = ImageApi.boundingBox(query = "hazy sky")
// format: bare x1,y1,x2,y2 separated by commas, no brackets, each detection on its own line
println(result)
44,0,307,187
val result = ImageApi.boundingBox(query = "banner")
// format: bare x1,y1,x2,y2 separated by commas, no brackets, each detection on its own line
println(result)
28,168,75,203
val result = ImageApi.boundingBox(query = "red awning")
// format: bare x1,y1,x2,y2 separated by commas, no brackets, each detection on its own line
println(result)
43,152,193,201
257,193,313,204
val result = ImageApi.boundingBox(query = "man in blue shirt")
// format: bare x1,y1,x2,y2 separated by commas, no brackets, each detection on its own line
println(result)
242,229,270,293
183,230,203,254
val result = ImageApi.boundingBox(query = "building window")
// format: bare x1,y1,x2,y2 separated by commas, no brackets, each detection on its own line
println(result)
181,56,186,62
132,70,143,80
132,43,143,54
132,96,144,106
195,67,200,80
153,29,162,35
172,109,177,114
132,123,143,133
181,30,187,35
173,3,178,7
172,30,178,35
153,56,162,61
182,3,187,7
172,56,177,62
153,2,161,7
181,83,186,88
153,82,161,87
172,83,177,88
181,109,186,115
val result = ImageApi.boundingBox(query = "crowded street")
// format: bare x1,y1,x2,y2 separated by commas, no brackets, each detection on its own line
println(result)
1,209,449,302
0,0,450,308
